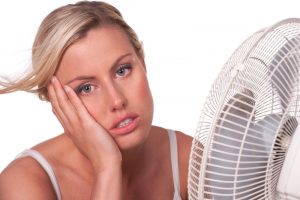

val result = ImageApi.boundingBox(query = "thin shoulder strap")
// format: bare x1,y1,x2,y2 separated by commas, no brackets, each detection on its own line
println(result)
16,149,62,200
167,129,182,199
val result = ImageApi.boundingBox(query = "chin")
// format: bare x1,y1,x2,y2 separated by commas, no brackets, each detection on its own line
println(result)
115,127,150,151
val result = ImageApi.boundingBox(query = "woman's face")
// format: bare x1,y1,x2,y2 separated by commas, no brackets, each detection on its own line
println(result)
55,26,154,150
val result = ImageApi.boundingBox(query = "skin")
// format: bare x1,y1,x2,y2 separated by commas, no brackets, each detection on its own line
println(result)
0,26,192,200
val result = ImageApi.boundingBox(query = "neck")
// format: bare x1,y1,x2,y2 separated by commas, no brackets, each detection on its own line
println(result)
121,126,156,178
121,142,147,177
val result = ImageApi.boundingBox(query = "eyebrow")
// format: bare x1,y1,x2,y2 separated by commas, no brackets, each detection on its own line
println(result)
66,76,96,85
65,53,133,85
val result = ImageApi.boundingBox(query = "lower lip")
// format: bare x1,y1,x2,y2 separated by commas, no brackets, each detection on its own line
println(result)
110,117,140,135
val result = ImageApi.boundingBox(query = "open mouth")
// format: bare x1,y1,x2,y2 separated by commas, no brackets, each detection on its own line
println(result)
111,115,140,135
116,118,133,128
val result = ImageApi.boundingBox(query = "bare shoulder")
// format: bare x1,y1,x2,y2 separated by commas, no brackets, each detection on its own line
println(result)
174,130,193,173
175,131,193,153
0,157,57,200
175,131,193,200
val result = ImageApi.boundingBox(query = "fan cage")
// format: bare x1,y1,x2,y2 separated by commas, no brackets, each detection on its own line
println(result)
188,18,300,200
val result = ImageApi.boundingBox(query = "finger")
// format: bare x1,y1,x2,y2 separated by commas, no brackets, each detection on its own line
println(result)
48,81,71,130
63,85,96,124
52,107,69,133
51,76,79,125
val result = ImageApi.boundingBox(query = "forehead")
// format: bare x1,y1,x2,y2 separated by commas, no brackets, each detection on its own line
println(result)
56,26,136,81
64,26,133,62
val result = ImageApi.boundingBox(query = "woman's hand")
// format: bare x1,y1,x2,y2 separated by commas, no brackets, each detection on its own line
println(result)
47,76,122,173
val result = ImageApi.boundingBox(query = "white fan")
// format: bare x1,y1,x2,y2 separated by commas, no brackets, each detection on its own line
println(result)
188,18,300,199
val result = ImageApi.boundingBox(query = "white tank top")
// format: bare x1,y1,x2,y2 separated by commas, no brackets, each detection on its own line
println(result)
16,129,182,200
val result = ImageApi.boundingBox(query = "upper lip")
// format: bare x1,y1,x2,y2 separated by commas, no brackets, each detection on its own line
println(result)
110,113,138,129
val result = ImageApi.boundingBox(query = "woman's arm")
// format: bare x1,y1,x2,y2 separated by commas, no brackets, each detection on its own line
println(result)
48,76,122,199
91,166,122,200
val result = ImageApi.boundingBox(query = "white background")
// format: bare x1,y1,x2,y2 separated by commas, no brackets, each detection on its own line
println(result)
1,0,300,171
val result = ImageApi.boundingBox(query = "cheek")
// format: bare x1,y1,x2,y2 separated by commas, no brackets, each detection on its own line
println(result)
132,75,154,113
80,95,106,125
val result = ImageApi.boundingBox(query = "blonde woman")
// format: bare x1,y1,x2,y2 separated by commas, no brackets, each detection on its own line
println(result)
0,1,192,199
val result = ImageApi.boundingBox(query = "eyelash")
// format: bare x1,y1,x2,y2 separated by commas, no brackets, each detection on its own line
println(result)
76,83,94,96
115,64,132,77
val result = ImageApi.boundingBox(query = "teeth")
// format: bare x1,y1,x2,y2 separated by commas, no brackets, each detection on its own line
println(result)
117,118,133,128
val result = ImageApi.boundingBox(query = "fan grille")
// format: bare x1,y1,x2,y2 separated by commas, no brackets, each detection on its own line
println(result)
188,19,300,200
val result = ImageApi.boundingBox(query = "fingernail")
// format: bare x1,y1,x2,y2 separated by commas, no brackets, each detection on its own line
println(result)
64,85,70,93
51,76,56,83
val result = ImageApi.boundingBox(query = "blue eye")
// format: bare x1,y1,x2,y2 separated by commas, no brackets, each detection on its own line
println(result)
76,83,94,95
116,64,132,77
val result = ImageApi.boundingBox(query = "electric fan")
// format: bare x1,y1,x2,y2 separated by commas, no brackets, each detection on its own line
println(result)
188,18,300,199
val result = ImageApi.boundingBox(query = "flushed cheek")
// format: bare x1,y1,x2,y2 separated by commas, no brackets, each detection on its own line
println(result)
80,95,110,129
133,77,154,119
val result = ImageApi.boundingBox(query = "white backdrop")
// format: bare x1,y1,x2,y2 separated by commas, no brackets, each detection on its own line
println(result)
1,0,300,171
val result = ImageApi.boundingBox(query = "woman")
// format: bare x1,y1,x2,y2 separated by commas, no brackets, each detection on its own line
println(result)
0,1,193,199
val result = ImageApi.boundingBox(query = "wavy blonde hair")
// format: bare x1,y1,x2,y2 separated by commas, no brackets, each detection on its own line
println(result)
0,1,144,101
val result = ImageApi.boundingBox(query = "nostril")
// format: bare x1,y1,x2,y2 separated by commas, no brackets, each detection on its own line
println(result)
112,102,126,112
107,84,127,112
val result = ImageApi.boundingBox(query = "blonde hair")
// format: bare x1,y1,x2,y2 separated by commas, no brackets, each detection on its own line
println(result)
0,1,144,101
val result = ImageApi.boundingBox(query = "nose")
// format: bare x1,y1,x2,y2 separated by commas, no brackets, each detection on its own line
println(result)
106,83,127,112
